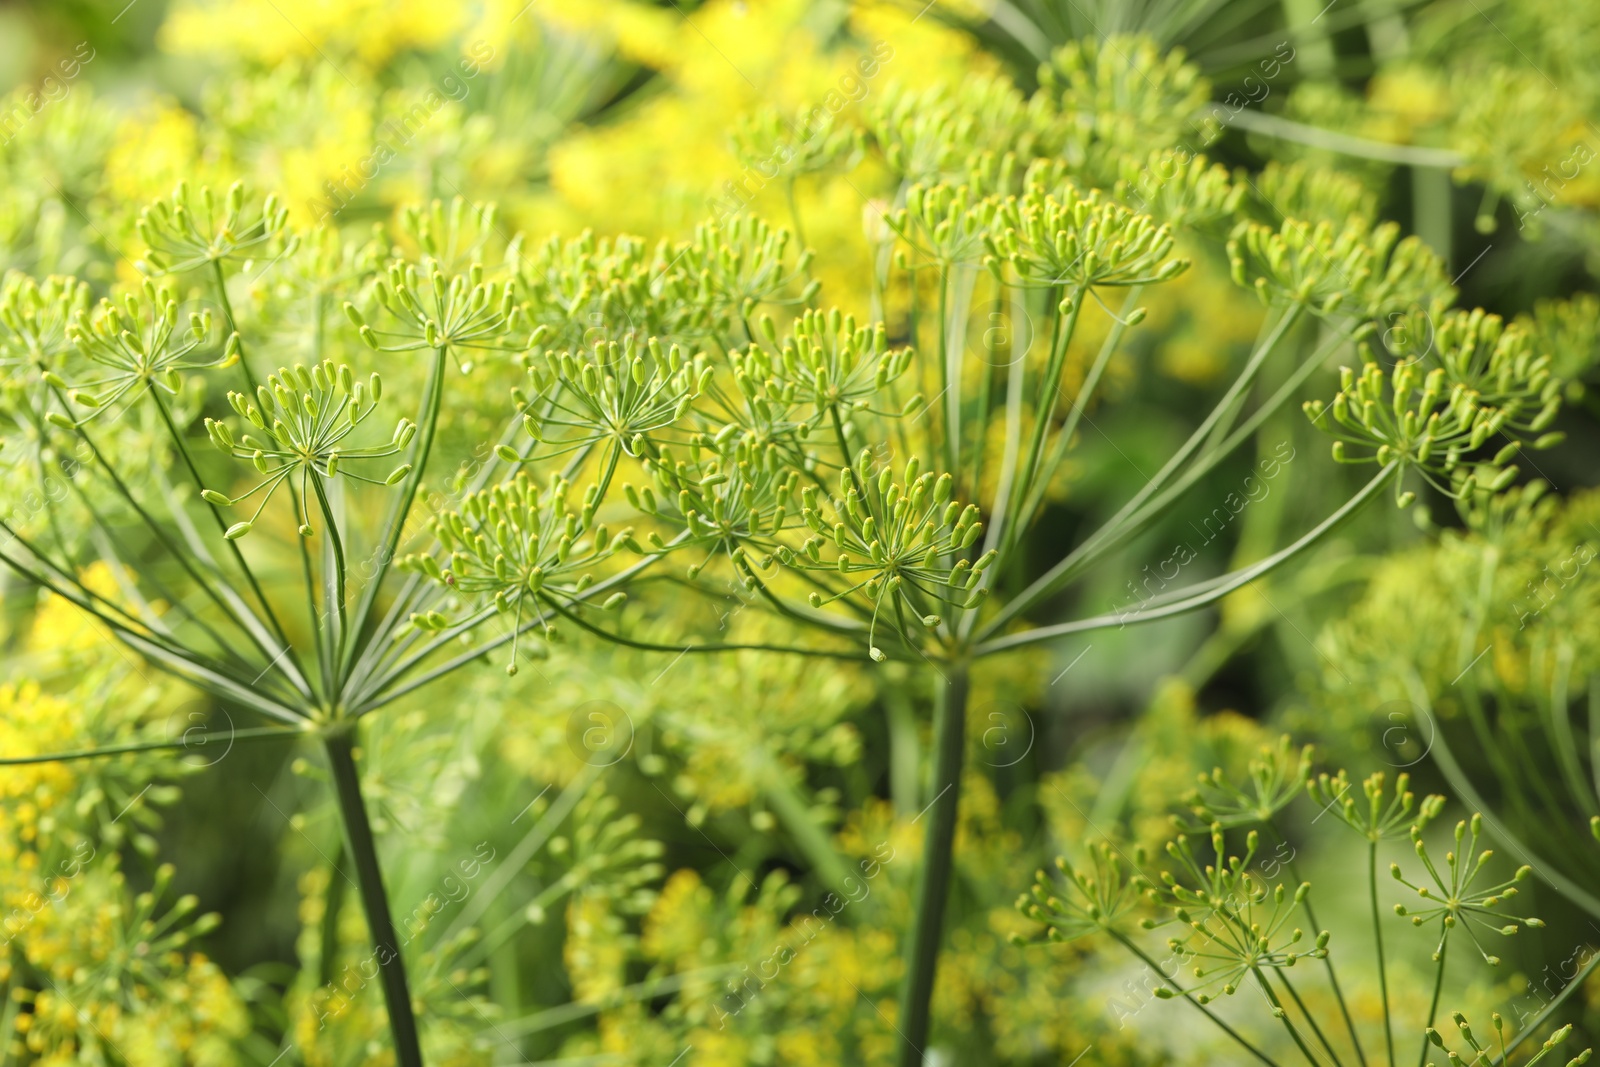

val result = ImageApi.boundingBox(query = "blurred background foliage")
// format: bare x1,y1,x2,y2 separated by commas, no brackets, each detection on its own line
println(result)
0,0,1598,1064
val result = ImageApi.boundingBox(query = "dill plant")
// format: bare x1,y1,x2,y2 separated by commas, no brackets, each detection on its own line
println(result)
1018,743,1591,1067
1314,448,1600,1041
0,18,1581,1067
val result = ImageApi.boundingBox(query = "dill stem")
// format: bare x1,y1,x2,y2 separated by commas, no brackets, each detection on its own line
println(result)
895,662,969,1067
1278,968,1346,1067
1371,839,1395,1067
340,344,448,683
1107,931,1280,1067
319,840,347,988
211,258,262,395
1419,939,1448,1067
936,265,956,480
785,176,807,248
324,726,424,1067
1270,821,1366,1067
1254,967,1322,1067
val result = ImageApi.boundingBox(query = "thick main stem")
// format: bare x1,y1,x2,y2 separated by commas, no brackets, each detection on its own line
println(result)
323,728,424,1067
895,663,969,1067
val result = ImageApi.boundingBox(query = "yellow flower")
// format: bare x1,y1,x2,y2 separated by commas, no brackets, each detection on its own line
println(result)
103,101,203,210
162,0,466,69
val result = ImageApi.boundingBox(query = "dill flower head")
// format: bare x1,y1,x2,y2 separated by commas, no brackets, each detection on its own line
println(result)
1251,160,1379,230
135,180,289,275
1117,149,1244,231
1182,734,1312,830
55,279,233,423
419,467,635,658
1154,828,1327,1005
1392,814,1542,964
985,184,1189,290
1303,309,1564,505
1306,769,1446,842
1426,1010,1590,1067
10,861,245,1064
0,273,90,390
1015,842,1151,943
201,359,413,538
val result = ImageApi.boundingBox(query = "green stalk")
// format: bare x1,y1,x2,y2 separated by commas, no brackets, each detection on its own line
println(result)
973,316,1027,570
967,313,996,504
974,464,1397,655
885,685,921,816
341,345,449,682
319,841,348,988
1108,931,1279,1067
981,304,1302,637
1013,285,1144,538
0,725,300,765
936,267,956,479
289,485,331,697
0,518,303,721
831,405,868,499
1412,167,1453,271
322,727,423,1067
60,391,304,693
212,259,263,395
761,764,857,897
311,475,350,667
1591,677,1600,812
149,393,286,631
1542,644,1597,817
896,662,969,1067
1254,967,1322,1067
1278,969,1346,1067
1278,0,1337,77
1371,840,1395,1067
1404,675,1600,918
1418,940,1447,1067
1271,824,1365,1067
1003,290,1083,548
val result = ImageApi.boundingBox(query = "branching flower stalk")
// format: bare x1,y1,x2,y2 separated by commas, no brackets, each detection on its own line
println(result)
1309,770,1447,1067
1394,814,1544,1067
1186,740,1371,1067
